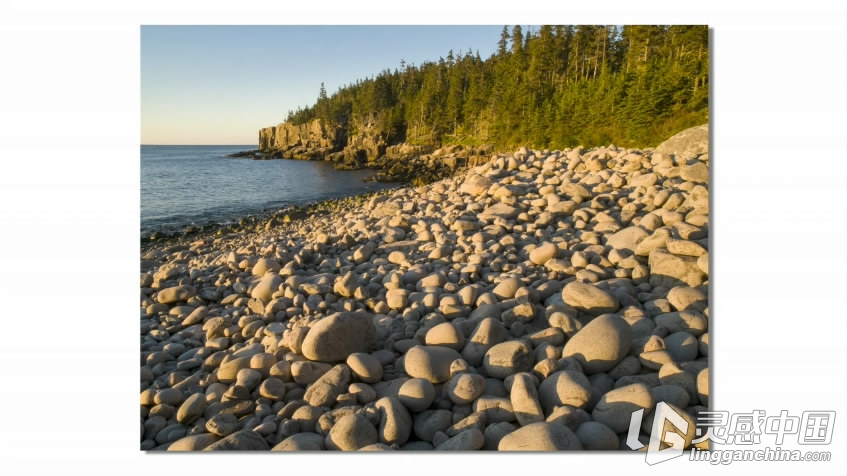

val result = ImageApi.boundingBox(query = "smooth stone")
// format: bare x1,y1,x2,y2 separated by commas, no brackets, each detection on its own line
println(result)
349,383,377,404
445,373,486,405
203,430,269,451
648,248,706,288
167,433,220,451
635,228,671,256
272,432,326,451
460,174,492,196
538,370,593,413
509,372,545,426
205,413,239,437
300,311,377,362
413,409,453,442
404,345,462,384
654,311,708,336
434,428,485,451
484,422,517,450
251,273,283,303
498,422,583,451
386,288,409,310
650,384,691,409
462,318,509,367
680,162,709,183
640,402,697,448
483,341,534,379
697,368,709,406
667,286,708,312
259,377,287,401
358,443,394,451
561,282,619,316
529,242,558,265
235,368,262,390
304,364,351,408
175,393,206,424
425,322,465,351
154,388,184,406
479,203,520,221
545,405,592,431
492,277,522,301
325,414,378,451
664,332,699,361
605,226,649,253
346,353,383,384
666,238,706,257
374,396,413,446
157,285,196,304
291,361,332,386
397,378,436,412
473,397,515,423
252,258,281,276
561,314,631,375
574,421,619,450
697,253,709,274
592,384,655,433
181,306,208,327
658,362,698,404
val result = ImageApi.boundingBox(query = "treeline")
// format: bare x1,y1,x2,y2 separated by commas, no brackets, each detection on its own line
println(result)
286,25,709,150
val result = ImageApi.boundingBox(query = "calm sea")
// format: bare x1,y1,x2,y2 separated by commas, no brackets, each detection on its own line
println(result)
140,145,394,236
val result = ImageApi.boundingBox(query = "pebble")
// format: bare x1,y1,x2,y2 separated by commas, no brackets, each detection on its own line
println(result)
509,372,545,426
653,311,708,336
574,421,619,450
374,396,413,446
304,364,351,407
592,383,655,433
445,373,486,404
413,409,453,442
561,314,631,374
398,378,436,412
667,286,708,312
434,428,484,450
561,282,619,316
404,345,462,384
424,322,465,351
483,340,534,379
529,242,558,265
538,370,593,413
203,430,270,451
272,432,326,451
167,433,220,451
346,353,384,383
300,311,377,362
498,422,582,451
156,285,196,304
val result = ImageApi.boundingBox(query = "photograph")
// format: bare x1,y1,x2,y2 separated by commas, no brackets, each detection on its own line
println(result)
140,25,714,453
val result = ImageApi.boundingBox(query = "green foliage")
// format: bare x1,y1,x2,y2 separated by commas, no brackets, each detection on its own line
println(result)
284,25,709,150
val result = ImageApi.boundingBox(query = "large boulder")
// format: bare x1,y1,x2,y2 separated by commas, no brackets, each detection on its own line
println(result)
654,124,709,161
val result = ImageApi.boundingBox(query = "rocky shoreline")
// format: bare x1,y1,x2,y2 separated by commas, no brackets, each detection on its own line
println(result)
140,124,710,451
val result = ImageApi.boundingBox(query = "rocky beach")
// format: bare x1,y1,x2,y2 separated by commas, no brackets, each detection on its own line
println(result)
140,124,710,452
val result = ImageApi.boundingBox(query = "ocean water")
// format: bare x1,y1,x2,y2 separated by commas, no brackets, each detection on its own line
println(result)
140,145,394,236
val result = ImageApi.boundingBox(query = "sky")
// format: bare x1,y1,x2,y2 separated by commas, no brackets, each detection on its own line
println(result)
141,25,506,145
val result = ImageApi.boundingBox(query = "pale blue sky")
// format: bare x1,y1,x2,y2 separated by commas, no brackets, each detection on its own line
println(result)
141,25,505,145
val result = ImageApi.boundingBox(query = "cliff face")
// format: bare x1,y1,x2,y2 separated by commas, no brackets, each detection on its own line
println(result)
258,120,344,153
256,116,496,184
